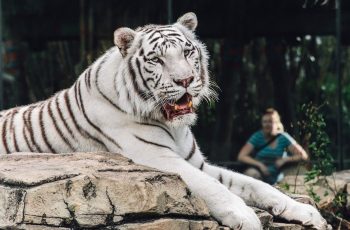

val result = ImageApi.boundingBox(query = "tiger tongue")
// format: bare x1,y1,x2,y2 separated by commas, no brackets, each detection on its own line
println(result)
163,105,173,120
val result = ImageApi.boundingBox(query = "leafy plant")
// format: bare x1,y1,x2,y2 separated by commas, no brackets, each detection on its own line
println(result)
294,102,349,222
280,182,290,191
297,103,335,202
297,102,335,182
307,186,321,203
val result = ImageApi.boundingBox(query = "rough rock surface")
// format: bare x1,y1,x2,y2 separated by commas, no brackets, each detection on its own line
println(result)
0,152,306,229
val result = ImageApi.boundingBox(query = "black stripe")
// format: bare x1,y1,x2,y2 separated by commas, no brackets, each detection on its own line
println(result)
199,162,204,171
95,53,126,113
2,117,9,153
39,103,56,153
9,109,19,152
187,50,195,58
64,90,109,151
154,75,161,88
136,58,151,91
185,139,196,161
86,68,92,89
134,135,172,151
139,48,144,56
135,122,174,141
162,90,178,95
145,78,155,83
88,67,92,88
128,58,147,100
152,42,158,51
229,178,233,189
21,109,34,152
150,36,161,44
27,106,43,152
159,85,173,90
166,33,182,37
137,38,144,49
122,76,132,103
148,30,159,40
77,80,122,150
218,173,223,184
64,90,83,136
157,28,177,33
168,40,177,46
192,84,202,90
176,38,185,43
55,93,76,140
146,51,156,57
84,72,89,89
48,98,74,151
73,83,81,110
114,71,120,98
144,67,153,74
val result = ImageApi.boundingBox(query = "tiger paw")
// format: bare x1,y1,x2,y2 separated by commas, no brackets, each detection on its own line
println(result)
215,206,262,229
278,202,330,230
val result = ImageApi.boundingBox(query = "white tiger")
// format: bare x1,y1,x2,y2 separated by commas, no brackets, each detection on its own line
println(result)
0,12,329,229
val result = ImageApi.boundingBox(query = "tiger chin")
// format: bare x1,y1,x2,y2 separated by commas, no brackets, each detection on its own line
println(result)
0,12,330,230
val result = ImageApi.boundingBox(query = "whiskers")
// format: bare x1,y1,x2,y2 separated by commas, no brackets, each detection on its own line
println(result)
199,80,219,105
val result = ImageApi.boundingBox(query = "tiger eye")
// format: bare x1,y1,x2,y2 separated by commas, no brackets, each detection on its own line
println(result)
151,57,163,65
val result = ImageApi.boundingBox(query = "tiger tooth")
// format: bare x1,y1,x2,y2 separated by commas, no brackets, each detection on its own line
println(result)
174,105,179,110
188,101,193,107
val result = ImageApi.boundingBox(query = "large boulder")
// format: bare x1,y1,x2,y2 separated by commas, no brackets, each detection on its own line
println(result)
0,152,306,229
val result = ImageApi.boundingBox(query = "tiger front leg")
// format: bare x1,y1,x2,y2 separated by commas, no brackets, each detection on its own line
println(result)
238,178,330,230
201,163,330,230
125,147,262,229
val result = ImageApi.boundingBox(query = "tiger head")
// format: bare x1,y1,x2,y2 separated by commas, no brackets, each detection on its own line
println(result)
114,12,216,127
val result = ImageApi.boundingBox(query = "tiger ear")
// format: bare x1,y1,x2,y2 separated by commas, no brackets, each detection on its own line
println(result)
114,27,136,57
176,12,198,31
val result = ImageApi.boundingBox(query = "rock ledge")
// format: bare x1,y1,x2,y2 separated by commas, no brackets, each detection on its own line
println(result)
0,152,305,229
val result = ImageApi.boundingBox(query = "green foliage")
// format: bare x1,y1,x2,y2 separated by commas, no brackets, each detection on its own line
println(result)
297,102,335,182
293,103,349,220
297,102,335,204
280,182,290,191
333,192,347,212
307,186,321,203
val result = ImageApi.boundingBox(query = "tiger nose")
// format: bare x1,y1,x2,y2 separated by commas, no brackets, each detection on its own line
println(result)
173,76,194,88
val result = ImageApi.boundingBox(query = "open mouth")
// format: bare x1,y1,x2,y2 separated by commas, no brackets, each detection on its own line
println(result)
163,93,193,120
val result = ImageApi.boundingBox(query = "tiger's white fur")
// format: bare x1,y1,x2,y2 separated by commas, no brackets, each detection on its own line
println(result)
0,12,329,229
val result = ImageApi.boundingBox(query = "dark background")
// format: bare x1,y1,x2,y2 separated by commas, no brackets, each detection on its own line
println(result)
1,0,349,168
